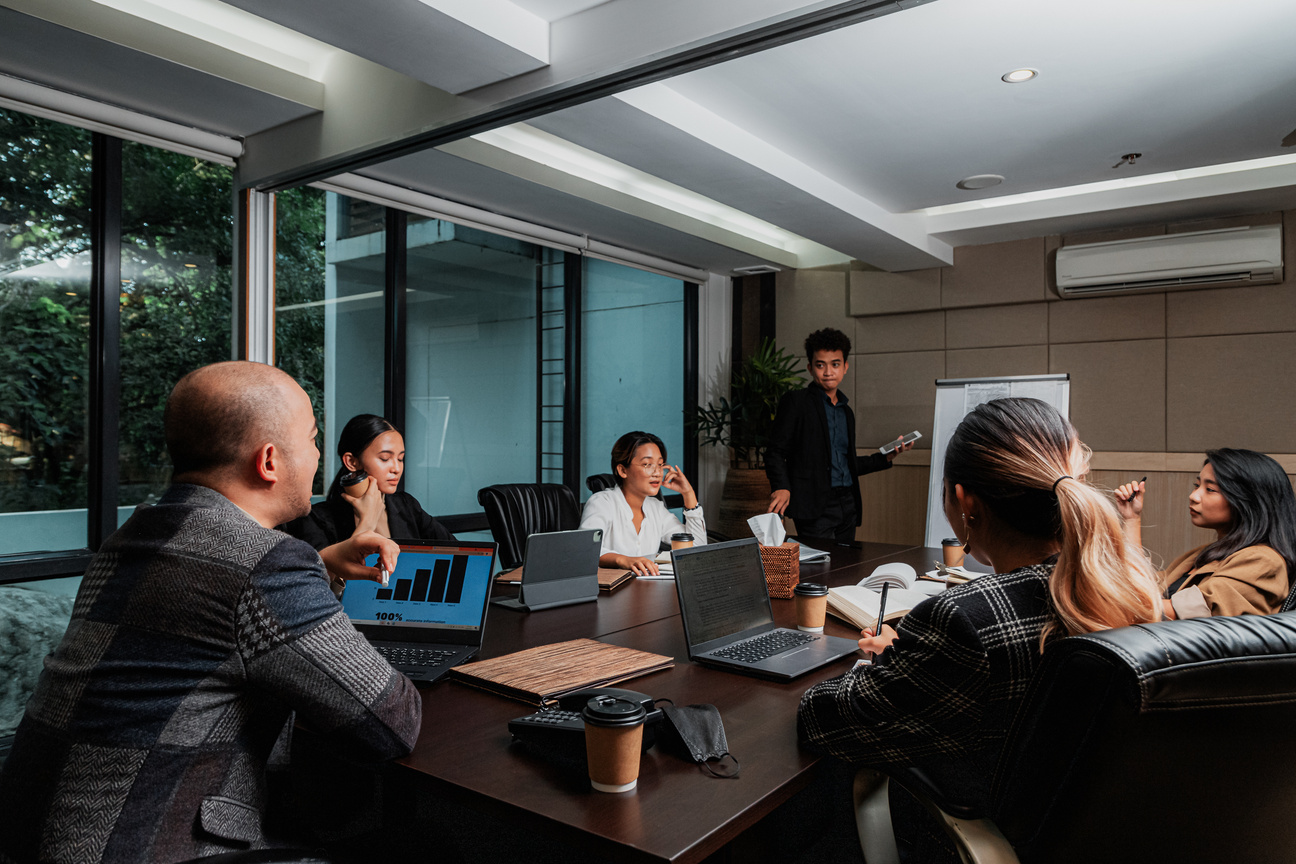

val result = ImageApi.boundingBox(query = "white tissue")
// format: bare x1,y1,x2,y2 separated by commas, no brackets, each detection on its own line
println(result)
747,512,787,546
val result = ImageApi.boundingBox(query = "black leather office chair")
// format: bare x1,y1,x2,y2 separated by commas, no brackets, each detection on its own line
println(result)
477,483,581,570
854,612,1296,864
586,473,618,494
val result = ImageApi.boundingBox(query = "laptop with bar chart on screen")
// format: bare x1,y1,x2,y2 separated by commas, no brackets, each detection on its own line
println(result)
340,538,497,683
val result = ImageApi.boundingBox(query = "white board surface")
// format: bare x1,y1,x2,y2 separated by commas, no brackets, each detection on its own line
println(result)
923,375,1070,550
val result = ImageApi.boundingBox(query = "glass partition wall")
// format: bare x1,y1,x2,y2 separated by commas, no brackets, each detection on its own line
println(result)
271,191,694,531
0,108,233,559
0,110,92,556
403,217,538,517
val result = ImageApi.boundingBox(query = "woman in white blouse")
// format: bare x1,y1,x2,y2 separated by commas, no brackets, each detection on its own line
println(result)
579,431,707,576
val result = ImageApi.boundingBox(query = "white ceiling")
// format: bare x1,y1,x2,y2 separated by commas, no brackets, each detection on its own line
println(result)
2,0,1295,273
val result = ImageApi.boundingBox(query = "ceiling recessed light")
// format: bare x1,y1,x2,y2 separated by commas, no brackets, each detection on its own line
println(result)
1002,68,1038,83
957,174,1005,191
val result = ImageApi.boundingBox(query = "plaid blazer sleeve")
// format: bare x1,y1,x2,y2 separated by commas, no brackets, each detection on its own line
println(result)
797,592,990,770
236,538,422,762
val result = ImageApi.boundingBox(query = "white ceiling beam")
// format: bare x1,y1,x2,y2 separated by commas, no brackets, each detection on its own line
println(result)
418,0,549,64
237,0,936,190
614,83,952,267
919,153,1296,245
438,127,849,269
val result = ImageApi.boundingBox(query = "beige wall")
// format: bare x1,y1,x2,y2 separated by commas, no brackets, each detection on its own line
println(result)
774,209,1296,565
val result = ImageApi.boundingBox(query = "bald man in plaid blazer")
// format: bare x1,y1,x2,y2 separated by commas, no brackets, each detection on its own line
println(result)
0,363,420,864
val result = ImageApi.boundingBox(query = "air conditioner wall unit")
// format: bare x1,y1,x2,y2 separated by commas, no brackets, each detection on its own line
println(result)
1055,225,1283,298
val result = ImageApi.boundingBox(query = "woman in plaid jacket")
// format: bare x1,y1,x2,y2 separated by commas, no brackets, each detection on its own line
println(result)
798,398,1163,862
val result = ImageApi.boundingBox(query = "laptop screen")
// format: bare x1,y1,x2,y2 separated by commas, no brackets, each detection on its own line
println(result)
673,539,774,646
342,540,495,633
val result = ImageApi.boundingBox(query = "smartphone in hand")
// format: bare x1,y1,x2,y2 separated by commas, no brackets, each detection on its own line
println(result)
879,430,922,455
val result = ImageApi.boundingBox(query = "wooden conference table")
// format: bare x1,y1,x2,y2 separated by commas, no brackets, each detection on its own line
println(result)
397,541,940,864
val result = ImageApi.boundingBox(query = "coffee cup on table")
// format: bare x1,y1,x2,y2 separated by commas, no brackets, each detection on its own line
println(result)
942,538,964,568
671,533,694,550
793,582,829,633
583,696,647,793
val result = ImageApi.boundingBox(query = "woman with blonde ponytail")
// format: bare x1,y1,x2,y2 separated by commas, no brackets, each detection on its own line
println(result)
798,398,1161,864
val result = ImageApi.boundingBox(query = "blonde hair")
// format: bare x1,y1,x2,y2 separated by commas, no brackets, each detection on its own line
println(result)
943,398,1161,646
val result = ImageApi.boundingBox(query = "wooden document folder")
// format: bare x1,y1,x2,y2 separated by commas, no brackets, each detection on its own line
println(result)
448,638,673,705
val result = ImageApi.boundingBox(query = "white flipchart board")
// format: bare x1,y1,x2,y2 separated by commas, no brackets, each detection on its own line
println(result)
923,374,1071,550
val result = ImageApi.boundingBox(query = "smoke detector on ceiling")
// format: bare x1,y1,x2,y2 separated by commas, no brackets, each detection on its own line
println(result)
732,265,782,275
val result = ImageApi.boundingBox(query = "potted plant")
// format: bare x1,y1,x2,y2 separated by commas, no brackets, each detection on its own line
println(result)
692,338,805,538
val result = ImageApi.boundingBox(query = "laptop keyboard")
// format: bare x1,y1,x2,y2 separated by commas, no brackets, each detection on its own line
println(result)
712,629,817,663
375,646,457,668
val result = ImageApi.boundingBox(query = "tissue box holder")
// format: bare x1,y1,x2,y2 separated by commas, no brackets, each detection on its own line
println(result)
759,542,800,599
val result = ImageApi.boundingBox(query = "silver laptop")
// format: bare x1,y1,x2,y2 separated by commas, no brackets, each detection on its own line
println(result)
671,538,859,680
494,528,602,611
341,538,496,683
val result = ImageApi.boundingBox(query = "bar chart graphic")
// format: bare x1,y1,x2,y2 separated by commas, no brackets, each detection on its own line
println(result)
375,556,468,604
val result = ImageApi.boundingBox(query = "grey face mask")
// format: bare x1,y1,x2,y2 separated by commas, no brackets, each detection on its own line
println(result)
659,703,740,778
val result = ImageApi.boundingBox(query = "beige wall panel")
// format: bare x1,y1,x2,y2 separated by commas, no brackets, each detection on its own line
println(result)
946,345,1049,379
1086,469,1215,568
1166,332,1296,453
941,238,1050,308
774,268,852,398
1050,339,1166,452
855,464,929,545
1166,284,1296,338
1050,294,1165,344
854,350,944,451
946,303,1048,349
856,310,945,354
849,268,942,316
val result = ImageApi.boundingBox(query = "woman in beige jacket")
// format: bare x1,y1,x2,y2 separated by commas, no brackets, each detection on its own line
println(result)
1116,448,1296,619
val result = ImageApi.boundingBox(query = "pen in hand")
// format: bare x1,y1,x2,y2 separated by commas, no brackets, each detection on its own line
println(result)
874,583,890,639
1122,477,1148,503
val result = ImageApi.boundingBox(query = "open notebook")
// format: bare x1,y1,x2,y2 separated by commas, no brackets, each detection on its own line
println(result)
827,563,944,632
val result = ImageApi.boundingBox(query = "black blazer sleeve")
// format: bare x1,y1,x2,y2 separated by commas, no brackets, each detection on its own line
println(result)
387,492,455,542
856,451,892,477
765,390,802,492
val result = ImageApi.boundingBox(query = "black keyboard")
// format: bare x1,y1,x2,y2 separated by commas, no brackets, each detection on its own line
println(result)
376,646,457,668
711,629,817,663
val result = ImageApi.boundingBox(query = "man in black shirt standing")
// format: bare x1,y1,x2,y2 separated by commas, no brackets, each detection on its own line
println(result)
765,328,909,542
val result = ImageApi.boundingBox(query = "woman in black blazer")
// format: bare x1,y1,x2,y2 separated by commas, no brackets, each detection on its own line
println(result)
282,414,453,553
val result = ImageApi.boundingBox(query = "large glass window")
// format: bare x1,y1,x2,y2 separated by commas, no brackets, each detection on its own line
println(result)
403,217,538,515
580,258,684,493
276,192,384,494
116,141,233,519
0,109,92,555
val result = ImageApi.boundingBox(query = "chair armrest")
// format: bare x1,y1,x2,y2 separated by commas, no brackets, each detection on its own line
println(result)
855,768,1021,864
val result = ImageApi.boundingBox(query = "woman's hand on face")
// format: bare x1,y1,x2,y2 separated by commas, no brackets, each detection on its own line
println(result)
662,465,698,509
347,478,385,532
858,623,898,656
619,555,660,577
1114,480,1145,520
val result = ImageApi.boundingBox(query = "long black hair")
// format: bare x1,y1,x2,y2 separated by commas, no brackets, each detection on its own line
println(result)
327,414,398,499
1194,448,1296,581
610,431,667,487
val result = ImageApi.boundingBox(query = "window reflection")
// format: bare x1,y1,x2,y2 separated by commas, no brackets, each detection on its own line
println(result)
0,108,92,554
